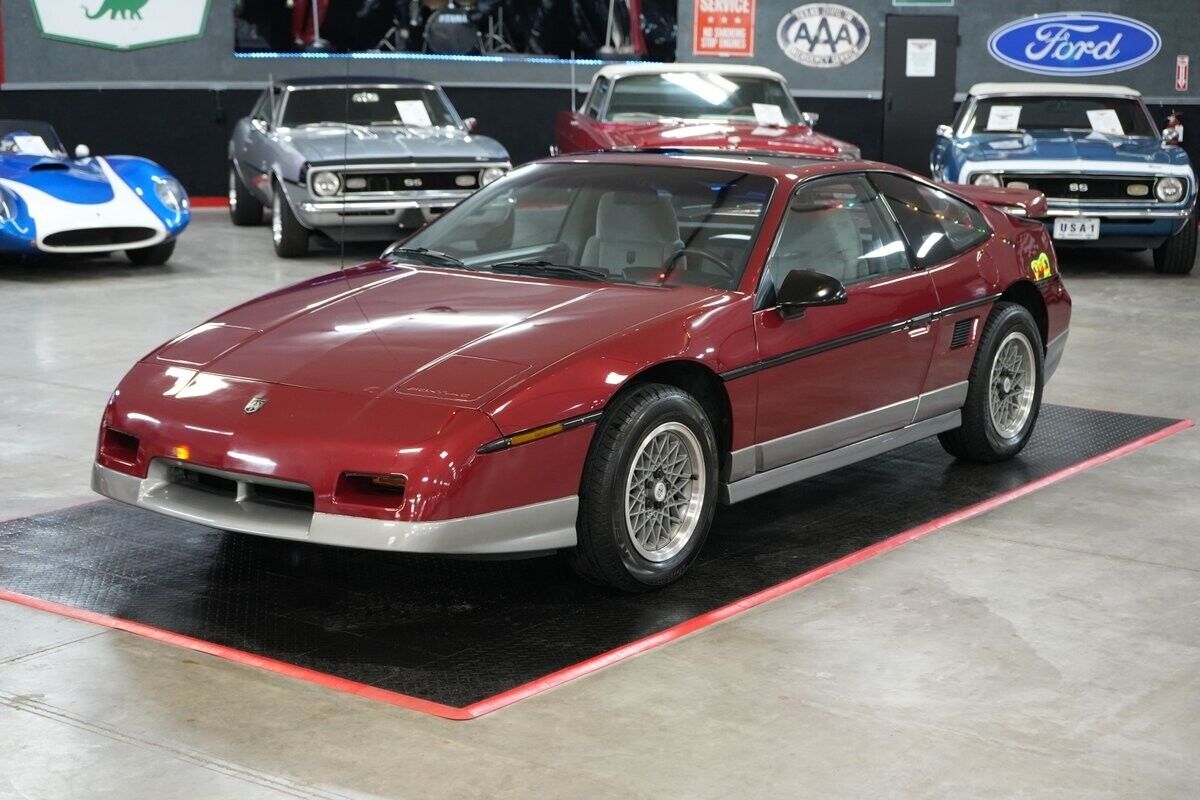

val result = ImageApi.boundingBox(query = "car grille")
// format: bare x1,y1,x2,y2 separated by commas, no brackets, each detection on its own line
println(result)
1000,175,1162,202
43,227,157,247
170,463,314,513
341,170,479,193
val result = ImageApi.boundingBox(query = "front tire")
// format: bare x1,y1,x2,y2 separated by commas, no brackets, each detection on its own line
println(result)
229,163,263,226
271,182,310,258
1152,213,1197,275
938,302,1043,463
569,383,719,592
126,239,175,266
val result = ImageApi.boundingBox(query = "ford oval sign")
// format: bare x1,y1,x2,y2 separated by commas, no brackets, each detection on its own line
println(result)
777,4,871,69
987,12,1161,76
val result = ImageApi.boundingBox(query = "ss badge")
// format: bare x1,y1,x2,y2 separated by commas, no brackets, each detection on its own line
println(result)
244,396,268,414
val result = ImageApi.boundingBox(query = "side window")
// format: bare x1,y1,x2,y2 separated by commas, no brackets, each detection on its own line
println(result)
870,173,990,267
585,79,610,119
764,174,910,294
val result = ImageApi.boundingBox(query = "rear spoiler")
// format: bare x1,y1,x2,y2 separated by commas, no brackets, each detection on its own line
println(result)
940,183,1047,219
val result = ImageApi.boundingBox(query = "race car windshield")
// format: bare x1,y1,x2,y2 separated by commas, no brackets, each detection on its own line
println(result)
401,162,775,290
963,96,1157,137
280,87,458,128
604,75,803,126
0,121,66,157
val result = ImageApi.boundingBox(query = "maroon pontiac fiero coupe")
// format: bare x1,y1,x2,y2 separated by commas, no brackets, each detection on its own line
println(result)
93,151,1070,590
555,64,860,160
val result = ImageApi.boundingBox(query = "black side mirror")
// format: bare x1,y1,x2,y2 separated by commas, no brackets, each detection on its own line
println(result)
776,269,847,319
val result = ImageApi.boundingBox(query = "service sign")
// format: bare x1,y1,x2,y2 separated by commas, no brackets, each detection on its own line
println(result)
777,3,870,68
987,12,1161,76
30,0,210,50
694,0,755,57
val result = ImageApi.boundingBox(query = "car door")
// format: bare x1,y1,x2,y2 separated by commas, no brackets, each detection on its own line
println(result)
750,174,940,472
240,88,279,201
868,172,996,419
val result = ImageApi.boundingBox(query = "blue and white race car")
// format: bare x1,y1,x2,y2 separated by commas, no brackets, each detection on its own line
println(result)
0,120,188,264
932,83,1196,274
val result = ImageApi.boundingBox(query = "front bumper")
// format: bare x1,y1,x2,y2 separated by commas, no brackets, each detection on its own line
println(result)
93,461,578,555
1040,202,1193,247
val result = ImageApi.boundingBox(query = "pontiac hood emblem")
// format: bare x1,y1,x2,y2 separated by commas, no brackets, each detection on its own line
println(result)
244,395,268,414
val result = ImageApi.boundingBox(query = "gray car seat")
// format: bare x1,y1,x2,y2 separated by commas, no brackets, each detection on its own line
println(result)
580,191,684,274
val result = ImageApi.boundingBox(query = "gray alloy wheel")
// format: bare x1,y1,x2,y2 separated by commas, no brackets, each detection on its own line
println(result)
569,383,719,592
623,421,707,563
938,301,1044,463
271,182,310,258
987,330,1037,439
228,164,263,226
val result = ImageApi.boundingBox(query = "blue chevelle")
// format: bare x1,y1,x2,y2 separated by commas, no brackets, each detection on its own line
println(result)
0,119,188,264
932,83,1196,274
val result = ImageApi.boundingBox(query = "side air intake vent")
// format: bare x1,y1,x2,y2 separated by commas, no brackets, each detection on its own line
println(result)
950,317,975,349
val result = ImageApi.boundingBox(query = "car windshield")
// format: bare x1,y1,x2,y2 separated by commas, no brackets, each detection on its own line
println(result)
399,162,775,290
963,96,1156,137
280,86,458,128
604,74,803,126
0,120,66,157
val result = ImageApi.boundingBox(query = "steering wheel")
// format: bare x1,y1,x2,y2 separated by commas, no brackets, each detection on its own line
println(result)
726,105,755,117
661,248,735,280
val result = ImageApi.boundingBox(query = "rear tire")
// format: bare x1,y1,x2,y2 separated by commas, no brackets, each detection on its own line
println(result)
126,239,175,266
271,181,309,258
938,302,1043,463
1152,213,1197,275
568,383,718,592
228,163,263,226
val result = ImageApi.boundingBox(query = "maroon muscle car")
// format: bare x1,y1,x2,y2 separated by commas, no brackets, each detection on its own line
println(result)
555,64,861,159
93,151,1070,591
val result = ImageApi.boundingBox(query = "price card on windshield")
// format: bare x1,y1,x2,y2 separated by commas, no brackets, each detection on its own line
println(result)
752,103,787,127
986,105,1022,131
1086,109,1124,135
12,135,52,156
394,100,432,127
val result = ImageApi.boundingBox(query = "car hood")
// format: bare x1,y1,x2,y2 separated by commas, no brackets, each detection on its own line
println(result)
278,125,509,165
957,129,1191,170
601,120,850,157
150,264,716,407
0,154,115,203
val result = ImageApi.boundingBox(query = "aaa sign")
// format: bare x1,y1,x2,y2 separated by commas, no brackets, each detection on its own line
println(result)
694,0,755,57
30,0,210,50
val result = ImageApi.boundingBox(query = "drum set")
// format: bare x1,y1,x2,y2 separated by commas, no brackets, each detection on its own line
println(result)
374,0,516,55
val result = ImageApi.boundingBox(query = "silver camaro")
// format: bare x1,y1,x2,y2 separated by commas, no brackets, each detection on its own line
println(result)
227,76,511,257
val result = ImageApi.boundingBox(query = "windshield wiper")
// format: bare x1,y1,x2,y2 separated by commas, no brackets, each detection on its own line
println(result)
488,260,611,282
384,247,469,269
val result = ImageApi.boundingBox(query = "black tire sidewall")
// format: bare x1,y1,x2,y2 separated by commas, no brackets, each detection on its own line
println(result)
1154,213,1197,275
581,386,719,589
272,181,309,258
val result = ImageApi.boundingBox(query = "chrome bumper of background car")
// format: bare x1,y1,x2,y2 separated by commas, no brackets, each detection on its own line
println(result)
296,190,470,228
92,461,579,554
1042,204,1193,219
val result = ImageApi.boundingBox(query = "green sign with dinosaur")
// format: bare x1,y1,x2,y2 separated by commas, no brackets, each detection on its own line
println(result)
30,0,211,50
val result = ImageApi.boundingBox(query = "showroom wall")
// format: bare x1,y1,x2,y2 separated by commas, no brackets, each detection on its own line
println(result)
1,0,1196,194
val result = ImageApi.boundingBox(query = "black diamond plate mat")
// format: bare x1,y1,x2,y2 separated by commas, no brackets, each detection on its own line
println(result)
0,405,1183,708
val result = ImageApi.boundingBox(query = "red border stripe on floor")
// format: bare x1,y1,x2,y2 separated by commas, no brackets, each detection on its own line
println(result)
190,197,229,208
0,418,1191,721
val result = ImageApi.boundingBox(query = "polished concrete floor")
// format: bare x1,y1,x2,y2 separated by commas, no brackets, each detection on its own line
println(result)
1,210,1197,798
